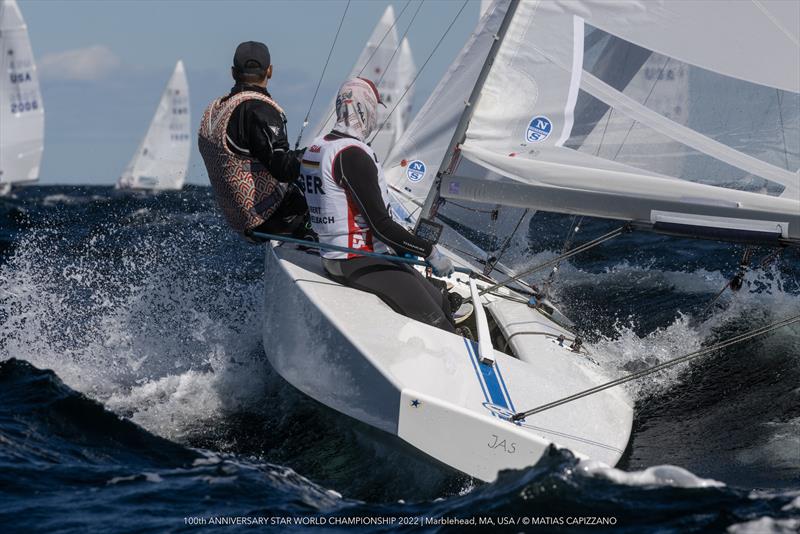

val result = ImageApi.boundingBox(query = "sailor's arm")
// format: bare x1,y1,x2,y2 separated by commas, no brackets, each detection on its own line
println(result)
333,146,433,258
246,105,302,183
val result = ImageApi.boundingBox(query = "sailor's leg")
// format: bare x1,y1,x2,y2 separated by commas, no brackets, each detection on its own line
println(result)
252,184,316,239
324,257,457,333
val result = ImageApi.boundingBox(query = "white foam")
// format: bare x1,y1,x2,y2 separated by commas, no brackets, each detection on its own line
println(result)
576,459,725,488
727,517,800,534
782,496,800,511
0,218,267,443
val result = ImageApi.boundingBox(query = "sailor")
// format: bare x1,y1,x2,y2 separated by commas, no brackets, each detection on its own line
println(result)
301,78,456,333
198,41,312,241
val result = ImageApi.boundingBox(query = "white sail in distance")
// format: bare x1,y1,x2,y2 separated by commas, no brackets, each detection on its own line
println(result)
405,0,800,245
303,5,414,162
394,37,415,142
118,60,190,191
0,0,44,196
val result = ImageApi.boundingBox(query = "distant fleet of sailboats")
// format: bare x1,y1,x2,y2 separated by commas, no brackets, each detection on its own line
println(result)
1,2,421,194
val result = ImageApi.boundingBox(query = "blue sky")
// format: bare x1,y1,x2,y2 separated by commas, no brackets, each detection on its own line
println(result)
21,0,482,185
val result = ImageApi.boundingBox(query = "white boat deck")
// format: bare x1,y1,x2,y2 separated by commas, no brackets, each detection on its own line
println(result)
263,243,633,481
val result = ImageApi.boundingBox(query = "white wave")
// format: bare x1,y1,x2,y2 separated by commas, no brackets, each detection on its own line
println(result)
0,216,267,443
727,517,800,534
782,495,800,511
576,459,724,488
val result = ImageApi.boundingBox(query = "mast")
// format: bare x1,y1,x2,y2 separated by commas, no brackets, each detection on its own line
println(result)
416,0,520,229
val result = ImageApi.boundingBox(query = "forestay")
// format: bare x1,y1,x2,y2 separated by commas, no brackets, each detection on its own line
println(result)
0,0,44,194
117,60,190,191
303,5,415,162
442,0,800,245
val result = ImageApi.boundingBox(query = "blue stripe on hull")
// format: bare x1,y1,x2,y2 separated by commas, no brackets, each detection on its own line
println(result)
464,339,515,419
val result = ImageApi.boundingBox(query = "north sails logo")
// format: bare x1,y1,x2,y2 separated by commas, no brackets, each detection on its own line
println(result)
525,115,552,143
407,160,426,182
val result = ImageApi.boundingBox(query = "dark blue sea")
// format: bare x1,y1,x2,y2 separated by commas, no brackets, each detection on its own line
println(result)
1,185,798,533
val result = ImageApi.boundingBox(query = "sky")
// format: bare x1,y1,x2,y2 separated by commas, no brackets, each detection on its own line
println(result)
19,0,483,185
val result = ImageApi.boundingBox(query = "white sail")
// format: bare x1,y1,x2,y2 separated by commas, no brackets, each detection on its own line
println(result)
0,0,44,195
302,5,405,162
118,59,190,191
416,0,800,244
394,37,415,142
385,0,509,208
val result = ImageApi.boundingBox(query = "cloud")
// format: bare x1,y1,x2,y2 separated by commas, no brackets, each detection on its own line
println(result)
39,45,121,81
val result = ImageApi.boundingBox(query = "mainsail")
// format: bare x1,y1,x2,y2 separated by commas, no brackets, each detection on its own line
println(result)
118,60,190,191
0,0,44,195
391,0,800,246
303,5,415,162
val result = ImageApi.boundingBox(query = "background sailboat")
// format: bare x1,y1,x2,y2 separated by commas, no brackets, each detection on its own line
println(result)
302,5,416,162
117,59,190,191
0,0,44,197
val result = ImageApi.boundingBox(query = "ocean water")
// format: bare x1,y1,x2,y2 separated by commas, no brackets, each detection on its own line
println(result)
1,185,798,533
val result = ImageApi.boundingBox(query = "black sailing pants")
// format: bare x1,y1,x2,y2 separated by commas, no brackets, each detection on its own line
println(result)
323,256,456,334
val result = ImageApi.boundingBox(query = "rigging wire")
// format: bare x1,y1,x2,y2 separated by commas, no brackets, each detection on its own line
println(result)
465,225,630,303
511,313,800,421
376,0,426,88
310,0,414,141
775,89,790,171
368,0,470,145
484,209,529,275
294,0,352,150
697,245,785,320
542,215,584,295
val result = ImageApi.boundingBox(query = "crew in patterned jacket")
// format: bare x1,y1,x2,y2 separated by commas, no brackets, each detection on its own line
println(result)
198,41,311,241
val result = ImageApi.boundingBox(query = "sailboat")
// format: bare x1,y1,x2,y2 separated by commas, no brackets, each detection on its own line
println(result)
302,5,416,163
0,0,44,196
117,60,190,191
262,0,799,482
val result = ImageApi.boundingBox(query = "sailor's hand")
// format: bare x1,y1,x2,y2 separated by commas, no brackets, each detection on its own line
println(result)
426,246,454,277
292,147,307,161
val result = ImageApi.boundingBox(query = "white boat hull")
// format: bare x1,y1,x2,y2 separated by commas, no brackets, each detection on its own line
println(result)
263,243,633,482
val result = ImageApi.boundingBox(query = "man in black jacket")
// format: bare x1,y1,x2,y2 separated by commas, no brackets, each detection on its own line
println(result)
201,41,312,238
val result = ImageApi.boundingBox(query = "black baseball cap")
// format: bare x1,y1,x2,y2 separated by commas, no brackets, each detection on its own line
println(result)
233,41,270,75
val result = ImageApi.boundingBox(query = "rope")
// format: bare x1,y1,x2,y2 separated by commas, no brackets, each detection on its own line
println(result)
465,225,629,304
368,0,470,145
312,0,414,140
294,0,351,149
511,313,800,421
